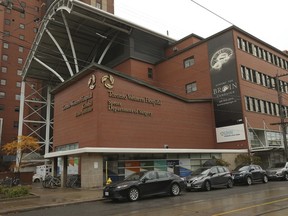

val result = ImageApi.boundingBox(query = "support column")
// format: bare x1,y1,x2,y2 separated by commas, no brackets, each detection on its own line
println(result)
81,154,103,188
16,81,25,169
60,156,68,188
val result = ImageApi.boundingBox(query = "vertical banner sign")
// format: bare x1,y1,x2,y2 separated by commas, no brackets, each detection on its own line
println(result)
208,31,246,143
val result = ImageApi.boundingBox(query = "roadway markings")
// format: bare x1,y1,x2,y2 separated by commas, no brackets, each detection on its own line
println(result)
212,197,288,216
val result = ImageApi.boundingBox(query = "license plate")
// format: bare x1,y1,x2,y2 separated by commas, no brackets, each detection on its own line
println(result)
105,191,109,196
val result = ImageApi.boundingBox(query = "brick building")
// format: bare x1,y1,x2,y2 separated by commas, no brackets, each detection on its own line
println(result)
21,0,288,187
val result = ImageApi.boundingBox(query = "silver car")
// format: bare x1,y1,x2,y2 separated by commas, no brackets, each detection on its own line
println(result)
185,166,233,191
266,162,288,181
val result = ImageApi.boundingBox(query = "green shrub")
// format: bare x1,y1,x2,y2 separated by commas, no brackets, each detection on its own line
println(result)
235,154,262,166
0,186,29,198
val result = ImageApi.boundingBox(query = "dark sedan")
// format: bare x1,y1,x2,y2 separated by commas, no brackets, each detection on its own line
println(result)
232,164,268,185
185,166,233,191
103,170,185,201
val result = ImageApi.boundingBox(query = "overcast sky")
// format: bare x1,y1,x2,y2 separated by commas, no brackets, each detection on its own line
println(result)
115,0,288,52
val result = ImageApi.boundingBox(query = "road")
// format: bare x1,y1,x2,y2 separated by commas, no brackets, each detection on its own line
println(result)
6,181,288,216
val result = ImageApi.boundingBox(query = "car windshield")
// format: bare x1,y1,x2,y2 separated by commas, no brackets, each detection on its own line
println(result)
193,167,210,175
235,165,249,172
270,163,286,168
124,172,146,181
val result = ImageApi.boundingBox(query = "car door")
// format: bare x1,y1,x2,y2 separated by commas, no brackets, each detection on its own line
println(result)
217,166,229,185
156,171,172,193
250,165,261,181
138,171,159,197
209,167,220,186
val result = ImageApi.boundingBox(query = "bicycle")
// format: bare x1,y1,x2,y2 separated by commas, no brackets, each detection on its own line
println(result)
42,175,61,189
66,174,81,188
0,176,20,187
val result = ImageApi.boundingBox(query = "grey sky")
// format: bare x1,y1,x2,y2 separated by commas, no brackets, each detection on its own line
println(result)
115,0,288,51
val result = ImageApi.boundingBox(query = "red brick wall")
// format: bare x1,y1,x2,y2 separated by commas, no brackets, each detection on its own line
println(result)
53,68,216,149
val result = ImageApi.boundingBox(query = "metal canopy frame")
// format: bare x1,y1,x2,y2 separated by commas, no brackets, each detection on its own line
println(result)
19,0,174,159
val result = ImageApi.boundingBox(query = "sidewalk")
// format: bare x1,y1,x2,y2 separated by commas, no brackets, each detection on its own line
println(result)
0,183,104,215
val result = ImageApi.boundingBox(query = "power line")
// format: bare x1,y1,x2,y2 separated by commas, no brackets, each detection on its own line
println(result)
190,0,234,26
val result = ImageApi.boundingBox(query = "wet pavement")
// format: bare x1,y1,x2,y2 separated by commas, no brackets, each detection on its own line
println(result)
0,183,104,215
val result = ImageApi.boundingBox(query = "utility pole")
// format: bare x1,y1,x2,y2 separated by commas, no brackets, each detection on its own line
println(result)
271,74,288,161
0,0,25,13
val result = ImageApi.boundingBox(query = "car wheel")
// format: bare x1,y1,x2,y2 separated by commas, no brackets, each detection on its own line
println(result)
170,183,181,196
263,175,268,183
128,187,139,201
284,173,288,181
246,176,252,185
227,178,233,188
203,181,211,191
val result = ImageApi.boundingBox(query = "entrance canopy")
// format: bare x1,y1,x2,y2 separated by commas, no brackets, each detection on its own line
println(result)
22,0,174,85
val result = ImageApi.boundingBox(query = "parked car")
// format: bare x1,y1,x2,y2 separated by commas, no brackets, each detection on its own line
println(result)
103,170,185,201
266,162,288,181
185,166,233,191
232,164,268,185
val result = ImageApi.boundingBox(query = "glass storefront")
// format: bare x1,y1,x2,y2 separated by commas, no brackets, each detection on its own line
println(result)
104,153,222,181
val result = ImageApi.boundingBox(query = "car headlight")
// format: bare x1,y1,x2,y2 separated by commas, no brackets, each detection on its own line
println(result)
116,184,128,189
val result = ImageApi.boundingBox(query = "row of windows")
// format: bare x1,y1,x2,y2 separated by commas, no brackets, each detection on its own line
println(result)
245,96,288,117
2,55,23,64
1,67,22,75
237,37,288,70
0,105,19,112
0,79,21,87
241,65,288,93
3,43,24,52
0,92,21,100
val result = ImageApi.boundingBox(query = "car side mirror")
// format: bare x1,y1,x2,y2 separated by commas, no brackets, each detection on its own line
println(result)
141,177,148,183
210,172,216,176
249,168,255,172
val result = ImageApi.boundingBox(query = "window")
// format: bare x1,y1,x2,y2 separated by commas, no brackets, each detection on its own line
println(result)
15,94,21,100
0,92,5,98
3,42,9,49
0,104,4,111
96,3,101,9
20,12,25,18
4,31,10,36
4,19,11,25
17,70,22,76
0,79,6,85
35,6,39,12
18,58,23,64
186,82,197,93
20,1,26,8
183,56,195,68
2,55,8,61
13,121,19,128
19,35,24,40
19,23,25,29
1,67,7,73
19,46,24,52
16,82,21,88
148,68,153,79
15,106,19,112
33,28,38,33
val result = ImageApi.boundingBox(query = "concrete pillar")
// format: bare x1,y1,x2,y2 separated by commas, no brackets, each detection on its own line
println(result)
52,157,57,176
81,153,103,188
60,156,68,188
